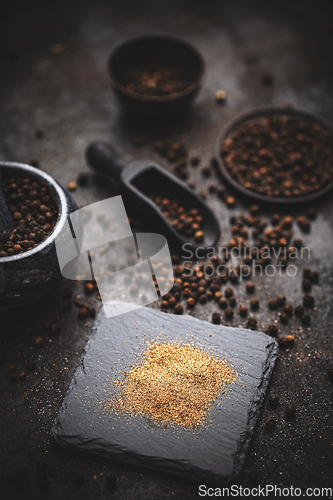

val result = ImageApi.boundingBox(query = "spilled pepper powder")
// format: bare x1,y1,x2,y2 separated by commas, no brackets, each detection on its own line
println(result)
105,340,237,429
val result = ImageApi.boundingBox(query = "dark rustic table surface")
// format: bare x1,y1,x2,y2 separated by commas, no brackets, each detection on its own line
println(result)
1,1,333,499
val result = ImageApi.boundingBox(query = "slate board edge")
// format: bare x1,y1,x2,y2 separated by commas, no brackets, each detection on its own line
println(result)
51,306,279,485
232,339,279,481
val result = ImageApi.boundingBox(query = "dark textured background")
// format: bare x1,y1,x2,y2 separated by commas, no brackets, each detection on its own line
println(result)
1,1,333,498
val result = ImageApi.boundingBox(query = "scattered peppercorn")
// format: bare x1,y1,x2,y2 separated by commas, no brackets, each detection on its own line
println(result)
250,298,260,310
78,307,88,319
283,304,293,316
277,295,286,307
246,282,255,294
212,312,221,324
228,296,236,307
239,304,248,316
285,335,295,346
224,287,234,298
187,297,195,308
224,308,234,320
303,294,315,309
302,279,312,292
84,282,95,294
266,324,279,337
268,299,278,310
310,270,319,283
265,417,276,430
218,297,228,309
35,337,45,348
280,313,289,324
215,89,226,102
67,181,77,191
174,304,184,315
247,317,257,330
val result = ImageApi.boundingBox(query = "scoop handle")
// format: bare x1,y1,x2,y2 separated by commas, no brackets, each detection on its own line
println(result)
0,167,14,240
85,142,127,181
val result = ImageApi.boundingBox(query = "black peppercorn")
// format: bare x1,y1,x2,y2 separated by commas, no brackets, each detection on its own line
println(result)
295,304,304,318
310,270,319,283
199,294,207,304
302,279,312,292
224,286,234,298
280,313,289,324
285,405,296,419
217,297,227,309
265,417,276,430
174,304,184,315
246,282,255,294
35,337,44,348
239,305,248,316
212,312,221,324
277,294,286,307
283,304,293,316
229,296,236,307
303,294,315,308
224,308,234,320
187,297,195,308
250,298,260,310
266,324,279,337
268,299,278,310
247,317,257,330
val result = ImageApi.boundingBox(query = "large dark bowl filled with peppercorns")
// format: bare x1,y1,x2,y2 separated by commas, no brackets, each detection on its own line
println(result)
108,34,205,115
0,161,78,310
214,107,333,205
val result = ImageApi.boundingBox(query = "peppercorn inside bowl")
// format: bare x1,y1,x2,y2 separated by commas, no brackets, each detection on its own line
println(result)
214,107,333,204
0,161,78,310
108,35,205,115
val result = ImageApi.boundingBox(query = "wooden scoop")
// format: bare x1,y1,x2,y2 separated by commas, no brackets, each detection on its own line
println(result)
86,141,221,254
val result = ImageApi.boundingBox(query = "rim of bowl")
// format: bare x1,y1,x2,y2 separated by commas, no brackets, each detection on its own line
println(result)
0,161,68,263
107,34,206,103
214,106,333,205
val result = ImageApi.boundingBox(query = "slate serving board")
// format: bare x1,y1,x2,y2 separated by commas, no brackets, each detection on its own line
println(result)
52,302,278,484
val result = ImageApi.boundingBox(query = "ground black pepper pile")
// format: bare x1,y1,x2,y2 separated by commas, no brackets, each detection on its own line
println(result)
221,114,333,198
122,64,193,96
0,176,58,257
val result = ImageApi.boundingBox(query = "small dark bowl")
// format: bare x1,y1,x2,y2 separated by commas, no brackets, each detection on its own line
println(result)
107,34,205,115
214,107,333,205
0,162,77,310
